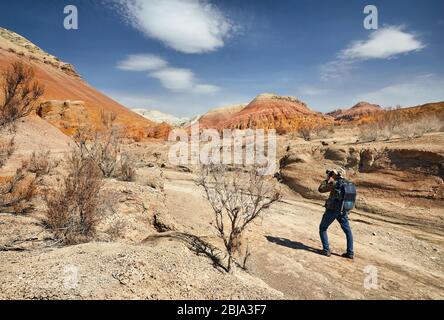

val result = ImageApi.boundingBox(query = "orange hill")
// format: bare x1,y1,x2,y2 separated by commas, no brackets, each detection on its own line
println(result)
0,27,169,140
327,101,383,121
218,94,332,133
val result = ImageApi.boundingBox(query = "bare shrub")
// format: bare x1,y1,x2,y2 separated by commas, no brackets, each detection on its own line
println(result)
44,148,103,245
196,164,281,272
358,109,443,142
25,150,55,176
73,117,123,179
358,123,378,142
298,126,313,141
0,62,45,213
117,153,136,182
0,138,14,168
0,61,44,130
0,163,36,214
0,150,56,215
412,116,443,137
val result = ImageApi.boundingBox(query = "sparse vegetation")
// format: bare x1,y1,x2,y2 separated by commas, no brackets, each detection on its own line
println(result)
117,153,136,182
296,121,334,141
71,111,136,181
0,61,44,130
0,62,46,214
0,138,14,168
196,164,281,272
44,146,103,245
358,109,444,142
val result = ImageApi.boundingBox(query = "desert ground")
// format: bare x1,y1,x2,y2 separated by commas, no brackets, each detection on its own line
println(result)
1,121,443,300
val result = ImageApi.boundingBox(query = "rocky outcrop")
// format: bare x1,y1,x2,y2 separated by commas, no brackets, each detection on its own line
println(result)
37,100,89,135
0,27,81,78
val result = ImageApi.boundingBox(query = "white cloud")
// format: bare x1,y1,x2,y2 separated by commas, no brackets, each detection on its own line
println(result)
341,26,425,60
320,59,357,81
150,67,220,94
321,26,425,81
355,74,444,107
117,54,167,71
116,52,221,94
150,68,194,91
193,84,221,94
114,0,234,54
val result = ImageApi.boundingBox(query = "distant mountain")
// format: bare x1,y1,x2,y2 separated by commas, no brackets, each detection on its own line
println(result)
218,94,330,132
132,109,190,127
0,27,169,139
327,101,383,121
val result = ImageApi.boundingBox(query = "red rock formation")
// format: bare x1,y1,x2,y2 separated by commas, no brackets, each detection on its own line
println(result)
219,94,331,133
327,101,383,121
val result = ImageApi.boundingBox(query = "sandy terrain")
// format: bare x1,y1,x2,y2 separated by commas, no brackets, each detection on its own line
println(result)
0,119,443,300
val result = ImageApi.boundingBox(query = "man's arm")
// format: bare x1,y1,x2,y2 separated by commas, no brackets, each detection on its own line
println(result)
318,179,334,193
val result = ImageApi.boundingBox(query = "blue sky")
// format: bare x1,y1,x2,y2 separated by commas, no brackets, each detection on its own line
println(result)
0,0,443,117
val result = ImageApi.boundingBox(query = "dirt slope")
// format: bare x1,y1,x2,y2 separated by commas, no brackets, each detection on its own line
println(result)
0,27,168,139
193,104,247,129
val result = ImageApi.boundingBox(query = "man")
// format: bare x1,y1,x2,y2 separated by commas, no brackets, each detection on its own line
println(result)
318,167,354,259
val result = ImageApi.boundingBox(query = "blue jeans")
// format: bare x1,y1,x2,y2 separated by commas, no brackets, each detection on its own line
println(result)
319,209,354,255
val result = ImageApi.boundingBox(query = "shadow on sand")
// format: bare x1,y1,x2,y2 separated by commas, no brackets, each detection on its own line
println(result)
265,235,332,256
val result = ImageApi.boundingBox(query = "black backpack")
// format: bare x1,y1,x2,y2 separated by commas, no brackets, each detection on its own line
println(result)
333,178,357,212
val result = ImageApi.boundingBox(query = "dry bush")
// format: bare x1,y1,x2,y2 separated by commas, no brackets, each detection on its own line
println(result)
0,62,44,213
297,121,333,141
117,153,136,182
73,115,124,179
404,115,443,138
0,164,36,214
25,150,55,176
93,129,121,177
0,150,55,215
196,164,281,272
360,110,444,142
298,126,313,141
0,61,44,130
0,138,14,168
44,148,103,245
358,123,378,142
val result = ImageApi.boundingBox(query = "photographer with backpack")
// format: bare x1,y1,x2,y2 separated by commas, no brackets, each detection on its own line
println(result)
318,167,356,259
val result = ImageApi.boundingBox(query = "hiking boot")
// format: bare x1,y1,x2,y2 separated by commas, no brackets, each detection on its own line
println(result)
341,252,354,260
321,250,331,257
